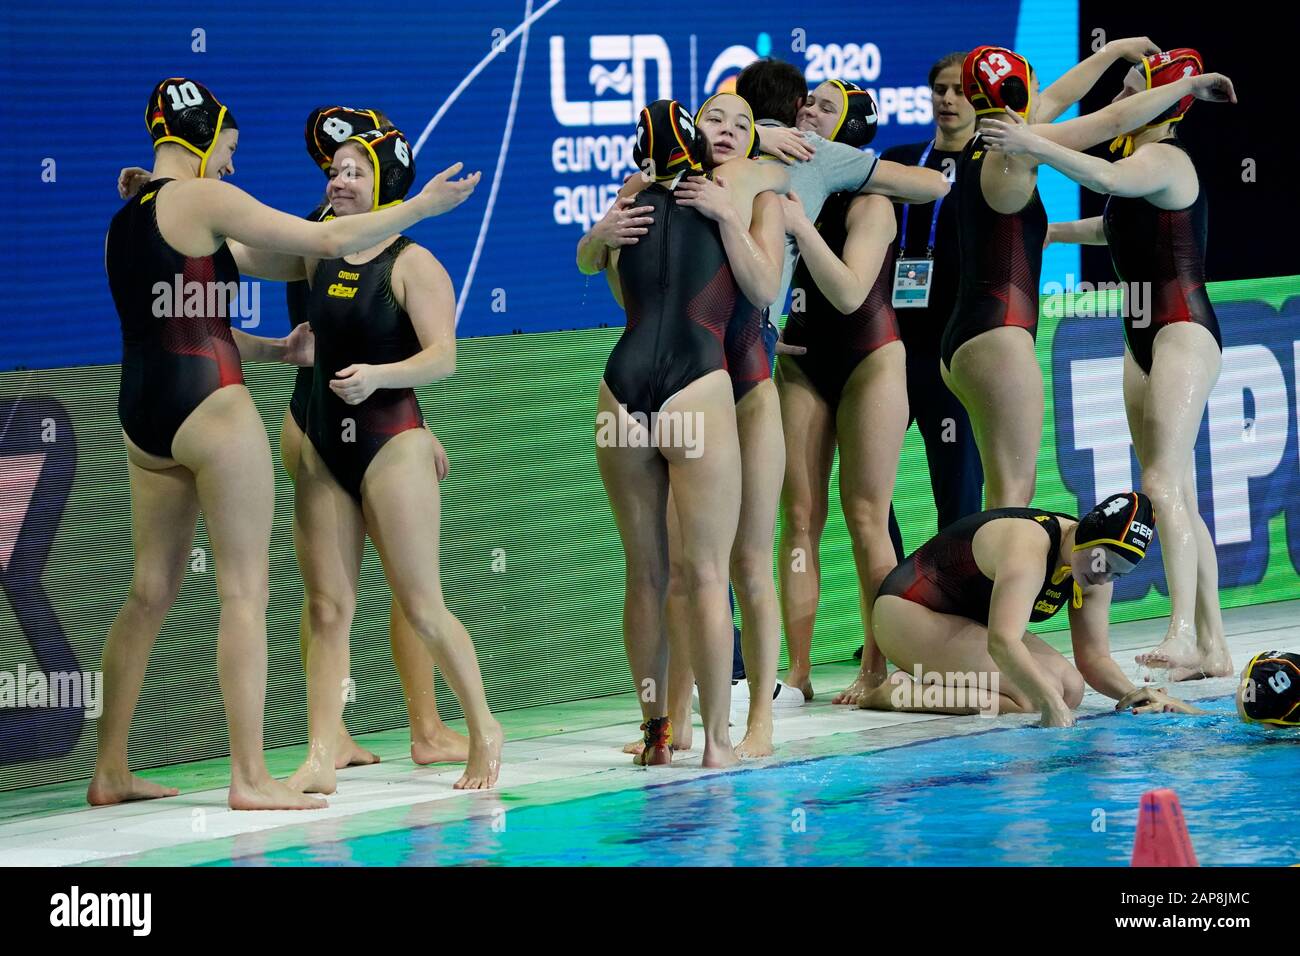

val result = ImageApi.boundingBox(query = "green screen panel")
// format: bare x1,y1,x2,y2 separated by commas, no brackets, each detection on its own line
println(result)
2,274,1299,792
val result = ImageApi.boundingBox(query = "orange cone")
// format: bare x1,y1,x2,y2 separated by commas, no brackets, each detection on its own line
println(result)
1131,788,1198,866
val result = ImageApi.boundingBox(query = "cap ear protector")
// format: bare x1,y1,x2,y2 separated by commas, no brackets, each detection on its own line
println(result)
1239,652,1300,727
633,100,708,182
825,79,878,148
147,78,237,178
339,126,415,211
1109,48,1204,157
962,46,1034,119
694,92,761,159
1069,491,1155,605
306,106,382,172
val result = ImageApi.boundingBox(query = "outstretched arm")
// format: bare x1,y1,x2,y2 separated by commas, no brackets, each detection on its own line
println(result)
861,159,949,203
1027,73,1236,153
180,164,480,281
981,111,1185,197
1048,217,1107,246
1036,36,1159,122
986,568,1075,727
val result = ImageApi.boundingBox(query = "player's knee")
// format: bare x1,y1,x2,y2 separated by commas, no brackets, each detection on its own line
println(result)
841,497,888,544
1061,667,1085,709
127,572,183,619
400,597,452,641
1142,466,1179,510
307,591,355,639
729,548,774,600
678,556,726,595
782,498,825,540
628,559,669,598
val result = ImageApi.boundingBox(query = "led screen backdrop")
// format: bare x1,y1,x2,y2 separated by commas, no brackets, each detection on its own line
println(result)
1,0,1080,370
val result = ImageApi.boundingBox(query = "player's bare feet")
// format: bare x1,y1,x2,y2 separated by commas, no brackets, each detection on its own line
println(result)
454,719,503,789
701,739,739,769
229,775,328,810
1136,626,1200,671
735,715,773,758
833,668,887,706
335,726,381,769
624,723,692,754
287,757,337,795
411,724,471,765
87,770,179,807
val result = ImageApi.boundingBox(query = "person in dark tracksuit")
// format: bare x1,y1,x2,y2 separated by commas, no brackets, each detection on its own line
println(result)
882,52,983,562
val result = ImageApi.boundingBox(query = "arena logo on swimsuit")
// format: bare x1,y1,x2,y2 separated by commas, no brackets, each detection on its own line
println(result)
1052,292,1300,602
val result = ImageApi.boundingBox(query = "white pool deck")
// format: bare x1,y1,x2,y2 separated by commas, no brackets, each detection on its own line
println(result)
0,600,1293,866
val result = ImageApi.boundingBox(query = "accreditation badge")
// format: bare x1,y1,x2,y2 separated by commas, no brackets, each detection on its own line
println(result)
892,257,932,308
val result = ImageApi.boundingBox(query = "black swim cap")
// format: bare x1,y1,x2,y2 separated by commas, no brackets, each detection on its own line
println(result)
1240,652,1300,726
826,80,878,148
306,105,382,172
1074,491,1156,573
147,78,237,177
633,100,707,182
342,126,415,210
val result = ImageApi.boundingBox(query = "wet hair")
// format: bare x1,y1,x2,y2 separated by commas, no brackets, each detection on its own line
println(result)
928,52,967,88
735,58,807,127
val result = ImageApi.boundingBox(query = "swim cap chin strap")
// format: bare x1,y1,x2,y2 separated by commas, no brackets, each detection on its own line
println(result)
1109,49,1203,158
155,105,230,178
1108,134,1137,158
345,127,415,211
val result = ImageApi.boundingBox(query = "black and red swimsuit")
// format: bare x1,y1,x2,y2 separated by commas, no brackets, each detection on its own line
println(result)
877,507,1075,626
941,134,1047,370
1103,139,1221,374
106,178,244,457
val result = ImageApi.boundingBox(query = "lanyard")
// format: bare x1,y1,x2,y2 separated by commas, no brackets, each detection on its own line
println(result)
899,141,946,258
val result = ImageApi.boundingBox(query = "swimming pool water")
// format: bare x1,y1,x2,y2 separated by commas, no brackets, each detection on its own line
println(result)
227,698,1300,866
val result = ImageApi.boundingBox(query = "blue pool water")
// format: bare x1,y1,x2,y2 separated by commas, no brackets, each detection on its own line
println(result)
228,698,1300,866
